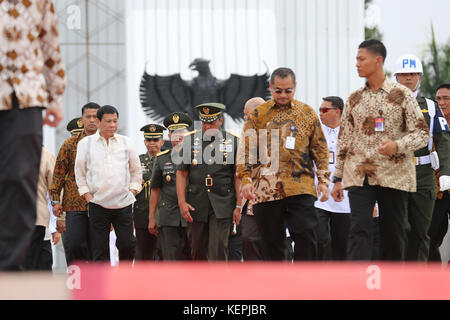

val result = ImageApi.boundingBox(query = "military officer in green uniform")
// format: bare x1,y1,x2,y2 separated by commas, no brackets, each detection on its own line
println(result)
176,103,243,261
66,117,84,136
394,54,450,261
133,123,165,261
148,112,193,260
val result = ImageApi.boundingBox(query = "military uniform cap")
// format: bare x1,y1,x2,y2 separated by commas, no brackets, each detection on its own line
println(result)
66,117,84,136
140,123,165,139
163,112,193,131
194,102,226,123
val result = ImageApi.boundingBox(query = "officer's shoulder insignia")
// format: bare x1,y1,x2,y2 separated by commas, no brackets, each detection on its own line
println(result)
227,130,241,139
157,149,170,157
184,130,197,136
421,109,429,113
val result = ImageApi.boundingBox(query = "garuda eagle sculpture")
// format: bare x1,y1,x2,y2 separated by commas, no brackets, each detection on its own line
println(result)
139,58,270,122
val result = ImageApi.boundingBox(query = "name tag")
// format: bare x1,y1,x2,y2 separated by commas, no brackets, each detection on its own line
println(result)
329,151,335,164
285,136,296,150
375,117,385,132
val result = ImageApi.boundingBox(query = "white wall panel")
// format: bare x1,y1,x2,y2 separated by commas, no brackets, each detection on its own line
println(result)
49,0,126,156
275,0,365,109
126,0,279,153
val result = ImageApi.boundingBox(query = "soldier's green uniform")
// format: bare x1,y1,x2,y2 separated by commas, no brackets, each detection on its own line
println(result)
133,123,165,260
150,112,193,260
177,103,239,261
406,95,450,261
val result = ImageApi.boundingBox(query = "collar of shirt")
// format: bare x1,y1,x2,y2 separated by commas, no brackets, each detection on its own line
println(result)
147,153,156,164
268,99,294,109
363,77,392,93
323,125,340,136
94,130,118,142
76,130,87,143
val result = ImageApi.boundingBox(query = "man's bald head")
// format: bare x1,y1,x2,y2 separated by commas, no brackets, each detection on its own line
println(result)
244,97,266,120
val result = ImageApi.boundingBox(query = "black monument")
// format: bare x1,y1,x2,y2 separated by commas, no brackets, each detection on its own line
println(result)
139,58,270,122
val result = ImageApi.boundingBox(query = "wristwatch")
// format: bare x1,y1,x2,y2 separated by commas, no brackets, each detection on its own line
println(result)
51,200,60,206
331,176,342,184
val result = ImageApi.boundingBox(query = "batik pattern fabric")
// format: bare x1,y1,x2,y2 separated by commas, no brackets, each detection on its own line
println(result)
49,131,88,212
0,0,66,110
334,78,429,192
237,99,330,205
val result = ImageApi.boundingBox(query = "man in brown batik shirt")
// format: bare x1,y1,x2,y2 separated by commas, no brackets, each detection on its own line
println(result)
238,67,330,261
331,40,429,261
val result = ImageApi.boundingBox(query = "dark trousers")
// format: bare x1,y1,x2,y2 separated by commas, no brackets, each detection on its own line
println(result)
158,226,191,261
22,226,46,270
428,193,450,262
316,208,351,260
135,228,158,261
405,189,435,261
347,178,408,261
253,194,319,261
187,207,232,261
228,222,243,261
0,97,43,270
38,240,53,270
63,211,93,265
88,203,136,262
371,217,380,260
241,212,263,261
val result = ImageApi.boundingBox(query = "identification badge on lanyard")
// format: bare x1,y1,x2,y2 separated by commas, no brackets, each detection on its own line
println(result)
219,143,233,153
285,125,296,150
375,110,384,132
329,151,335,164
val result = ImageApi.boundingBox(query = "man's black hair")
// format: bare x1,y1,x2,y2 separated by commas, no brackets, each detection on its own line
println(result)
97,105,119,121
359,39,387,63
322,96,344,111
270,67,296,84
436,83,450,91
81,102,100,115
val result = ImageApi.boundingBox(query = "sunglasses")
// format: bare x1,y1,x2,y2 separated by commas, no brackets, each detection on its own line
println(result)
319,107,338,113
273,88,294,94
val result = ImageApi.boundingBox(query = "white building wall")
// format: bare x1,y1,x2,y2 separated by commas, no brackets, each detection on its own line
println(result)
275,0,364,106
46,0,126,155
125,0,365,154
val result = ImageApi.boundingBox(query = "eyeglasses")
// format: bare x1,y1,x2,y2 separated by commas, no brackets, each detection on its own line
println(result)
319,107,338,113
273,88,294,94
